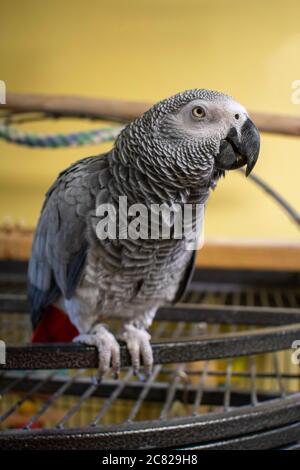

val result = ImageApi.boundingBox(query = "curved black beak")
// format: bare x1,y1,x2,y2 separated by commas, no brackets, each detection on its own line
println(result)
215,118,260,176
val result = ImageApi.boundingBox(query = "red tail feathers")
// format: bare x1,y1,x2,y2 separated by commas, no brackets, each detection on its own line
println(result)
32,305,79,343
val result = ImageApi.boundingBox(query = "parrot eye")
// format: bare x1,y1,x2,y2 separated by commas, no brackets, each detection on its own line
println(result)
235,113,240,120
191,106,206,119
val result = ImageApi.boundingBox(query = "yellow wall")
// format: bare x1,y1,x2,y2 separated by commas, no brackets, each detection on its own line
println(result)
0,0,299,240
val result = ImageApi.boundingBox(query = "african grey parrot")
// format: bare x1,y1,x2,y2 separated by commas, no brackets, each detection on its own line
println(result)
28,89,260,379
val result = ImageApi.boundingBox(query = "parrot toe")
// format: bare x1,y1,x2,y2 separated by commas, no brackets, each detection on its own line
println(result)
121,324,153,377
73,324,120,381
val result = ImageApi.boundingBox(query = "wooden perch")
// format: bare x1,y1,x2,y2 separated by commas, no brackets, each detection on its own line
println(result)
4,93,149,122
0,226,299,270
3,92,300,137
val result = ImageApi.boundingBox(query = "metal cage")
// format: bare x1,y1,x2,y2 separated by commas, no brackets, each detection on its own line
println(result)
0,260,300,450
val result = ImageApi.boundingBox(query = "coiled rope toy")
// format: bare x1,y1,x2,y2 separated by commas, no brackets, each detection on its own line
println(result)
0,122,122,148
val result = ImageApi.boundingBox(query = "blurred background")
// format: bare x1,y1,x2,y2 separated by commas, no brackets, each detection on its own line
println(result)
0,0,299,241
0,0,300,438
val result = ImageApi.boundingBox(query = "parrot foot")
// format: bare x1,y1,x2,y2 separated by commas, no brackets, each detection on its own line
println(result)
121,324,153,377
73,324,120,382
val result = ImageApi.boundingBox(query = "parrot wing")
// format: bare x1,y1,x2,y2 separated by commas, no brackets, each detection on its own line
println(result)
172,201,205,304
28,154,110,327
172,250,196,304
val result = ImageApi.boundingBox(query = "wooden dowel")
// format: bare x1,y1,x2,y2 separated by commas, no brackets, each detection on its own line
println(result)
1,227,299,270
3,92,300,137
249,111,300,137
4,93,150,122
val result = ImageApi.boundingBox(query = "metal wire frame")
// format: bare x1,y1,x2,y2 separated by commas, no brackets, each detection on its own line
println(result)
3,294,300,324
1,391,300,450
0,347,299,447
0,263,300,449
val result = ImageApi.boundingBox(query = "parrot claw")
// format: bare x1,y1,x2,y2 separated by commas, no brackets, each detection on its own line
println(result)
73,324,121,380
121,324,153,377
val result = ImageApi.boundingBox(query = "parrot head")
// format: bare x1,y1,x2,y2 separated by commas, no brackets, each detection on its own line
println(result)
116,89,260,189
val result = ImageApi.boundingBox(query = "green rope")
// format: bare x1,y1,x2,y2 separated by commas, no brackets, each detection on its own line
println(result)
0,123,123,147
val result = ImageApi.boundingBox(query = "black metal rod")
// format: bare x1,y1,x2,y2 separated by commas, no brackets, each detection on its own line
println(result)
188,421,300,450
1,394,300,450
242,170,300,229
1,322,300,370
